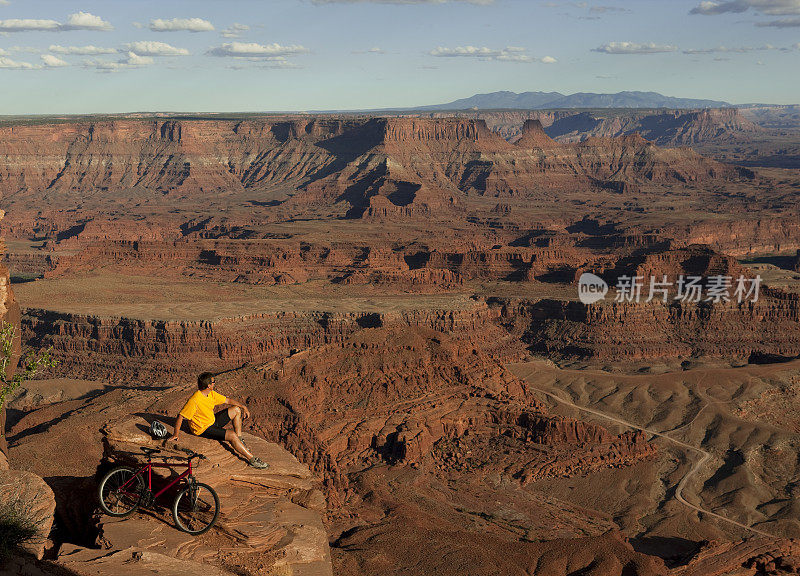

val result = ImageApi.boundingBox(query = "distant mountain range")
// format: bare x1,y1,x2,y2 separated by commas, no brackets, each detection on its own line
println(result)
415,91,730,111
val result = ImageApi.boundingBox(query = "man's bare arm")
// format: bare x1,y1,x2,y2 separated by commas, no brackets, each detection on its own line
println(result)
173,414,184,440
226,398,251,419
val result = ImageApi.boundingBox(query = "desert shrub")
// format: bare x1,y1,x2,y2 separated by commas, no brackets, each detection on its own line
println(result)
0,321,57,410
0,496,45,563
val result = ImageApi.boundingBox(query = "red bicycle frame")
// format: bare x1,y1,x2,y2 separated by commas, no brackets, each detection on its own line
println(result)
121,457,194,500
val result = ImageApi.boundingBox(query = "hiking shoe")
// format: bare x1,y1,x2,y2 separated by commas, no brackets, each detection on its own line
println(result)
248,456,270,470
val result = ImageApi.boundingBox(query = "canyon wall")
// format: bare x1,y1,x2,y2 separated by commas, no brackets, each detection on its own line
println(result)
22,280,800,385
497,286,800,363
440,108,762,146
21,302,499,382
0,117,752,235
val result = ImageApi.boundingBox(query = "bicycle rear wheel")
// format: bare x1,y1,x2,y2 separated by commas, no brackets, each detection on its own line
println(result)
98,466,145,517
172,481,219,535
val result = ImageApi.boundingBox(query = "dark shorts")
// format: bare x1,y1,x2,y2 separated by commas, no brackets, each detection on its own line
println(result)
197,409,232,441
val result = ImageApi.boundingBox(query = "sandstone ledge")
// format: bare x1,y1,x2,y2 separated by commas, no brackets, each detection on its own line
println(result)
57,416,332,576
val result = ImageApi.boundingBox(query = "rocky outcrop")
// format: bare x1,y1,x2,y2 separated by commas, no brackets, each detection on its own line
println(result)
57,416,332,576
515,119,558,148
0,469,56,560
674,538,800,576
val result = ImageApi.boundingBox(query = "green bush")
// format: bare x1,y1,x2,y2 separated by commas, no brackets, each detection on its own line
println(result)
0,321,57,410
0,496,44,563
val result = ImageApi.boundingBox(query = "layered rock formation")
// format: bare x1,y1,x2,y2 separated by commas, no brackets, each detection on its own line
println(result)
21,300,494,381
500,286,800,363
0,117,752,236
0,118,351,197
454,108,762,147
541,108,762,146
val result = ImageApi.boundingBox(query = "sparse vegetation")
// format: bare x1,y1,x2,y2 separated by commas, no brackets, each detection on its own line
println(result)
0,322,57,411
0,496,45,563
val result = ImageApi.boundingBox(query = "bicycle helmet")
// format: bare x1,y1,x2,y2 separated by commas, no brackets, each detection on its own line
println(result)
150,420,168,439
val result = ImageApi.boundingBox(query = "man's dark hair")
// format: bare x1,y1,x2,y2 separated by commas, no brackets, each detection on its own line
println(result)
198,372,215,391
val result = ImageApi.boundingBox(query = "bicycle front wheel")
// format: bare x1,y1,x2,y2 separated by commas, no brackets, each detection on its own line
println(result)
98,466,145,517
172,482,220,535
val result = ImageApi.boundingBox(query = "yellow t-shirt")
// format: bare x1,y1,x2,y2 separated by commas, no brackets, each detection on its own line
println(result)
179,390,228,435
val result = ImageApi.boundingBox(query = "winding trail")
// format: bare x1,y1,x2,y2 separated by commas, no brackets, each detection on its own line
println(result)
512,365,774,538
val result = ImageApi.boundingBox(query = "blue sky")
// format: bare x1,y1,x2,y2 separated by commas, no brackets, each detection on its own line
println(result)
0,0,798,114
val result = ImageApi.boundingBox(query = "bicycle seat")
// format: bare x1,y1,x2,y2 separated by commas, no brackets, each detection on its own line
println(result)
141,447,162,456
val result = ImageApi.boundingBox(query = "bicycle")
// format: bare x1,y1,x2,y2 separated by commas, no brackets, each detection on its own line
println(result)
97,446,220,535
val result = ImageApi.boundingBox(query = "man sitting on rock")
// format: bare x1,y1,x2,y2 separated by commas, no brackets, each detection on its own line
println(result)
172,372,269,469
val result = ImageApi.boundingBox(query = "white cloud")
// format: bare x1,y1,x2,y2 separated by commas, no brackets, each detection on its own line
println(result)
6,46,41,54
0,55,35,69
149,18,214,32
62,11,112,31
431,46,500,57
125,52,154,66
49,45,118,55
207,42,309,58
592,41,677,54
41,54,68,67
0,18,60,32
125,41,190,56
83,51,154,72
690,0,800,15
0,12,112,32
429,45,551,63
221,23,249,38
